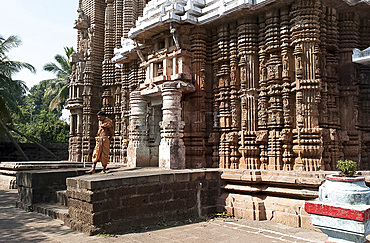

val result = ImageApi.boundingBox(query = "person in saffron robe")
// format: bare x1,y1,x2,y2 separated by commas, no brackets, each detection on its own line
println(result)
87,111,113,173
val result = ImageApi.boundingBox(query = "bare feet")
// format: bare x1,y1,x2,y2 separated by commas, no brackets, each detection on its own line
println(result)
86,169,96,174
102,166,107,174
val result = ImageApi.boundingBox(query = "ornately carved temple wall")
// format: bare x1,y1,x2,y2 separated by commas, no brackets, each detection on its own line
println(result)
68,0,370,171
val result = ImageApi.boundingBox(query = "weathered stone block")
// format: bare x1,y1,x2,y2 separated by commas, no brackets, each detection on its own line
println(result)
136,175,161,184
234,207,258,220
110,207,140,220
149,191,173,202
93,211,110,225
300,215,315,230
136,184,163,195
107,186,136,199
173,189,195,200
190,171,205,181
69,207,94,225
165,199,186,211
160,173,174,183
16,172,33,187
207,180,220,189
66,178,77,188
90,190,107,202
121,195,149,207
69,198,94,212
174,172,190,182
272,211,300,228
221,170,243,180
206,171,221,180
163,182,187,191
67,188,95,202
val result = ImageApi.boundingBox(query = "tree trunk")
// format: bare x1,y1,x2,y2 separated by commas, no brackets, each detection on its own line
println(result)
7,126,58,160
0,119,29,160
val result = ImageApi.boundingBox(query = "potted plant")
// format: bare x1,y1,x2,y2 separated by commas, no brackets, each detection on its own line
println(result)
320,160,370,205
336,159,357,177
305,160,370,243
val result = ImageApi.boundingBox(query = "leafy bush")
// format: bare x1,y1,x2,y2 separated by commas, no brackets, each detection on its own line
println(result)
336,160,357,177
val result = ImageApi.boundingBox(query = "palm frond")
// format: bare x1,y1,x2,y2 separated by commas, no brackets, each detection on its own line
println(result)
43,62,61,74
0,35,22,58
42,46,73,111
64,46,75,58
0,60,35,78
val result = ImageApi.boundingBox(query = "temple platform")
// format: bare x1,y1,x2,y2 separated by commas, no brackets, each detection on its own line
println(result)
0,161,92,189
15,167,370,234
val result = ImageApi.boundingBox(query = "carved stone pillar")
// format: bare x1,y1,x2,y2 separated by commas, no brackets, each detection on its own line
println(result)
121,64,130,164
357,65,370,169
159,82,185,169
338,12,361,164
82,60,97,163
238,16,259,169
127,91,149,167
291,0,324,171
186,27,208,168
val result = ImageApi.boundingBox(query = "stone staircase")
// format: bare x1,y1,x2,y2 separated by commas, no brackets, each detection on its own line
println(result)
32,190,69,222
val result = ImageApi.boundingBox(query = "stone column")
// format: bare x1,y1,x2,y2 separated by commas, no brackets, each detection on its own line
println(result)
127,91,149,167
159,82,185,169
77,109,83,136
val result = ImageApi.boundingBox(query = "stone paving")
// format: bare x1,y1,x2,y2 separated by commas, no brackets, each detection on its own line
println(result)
0,189,328,242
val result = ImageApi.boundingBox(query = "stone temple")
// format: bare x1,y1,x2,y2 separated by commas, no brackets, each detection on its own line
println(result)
68,0,370,172
15,0,370,233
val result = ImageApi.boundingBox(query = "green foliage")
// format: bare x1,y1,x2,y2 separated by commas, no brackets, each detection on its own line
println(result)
336,160,357,177
13,110,69,143
0,35,35,125
12,81,69,143
215,212,234,218
42,46,74,111
94,233,116,238
0,35,69,144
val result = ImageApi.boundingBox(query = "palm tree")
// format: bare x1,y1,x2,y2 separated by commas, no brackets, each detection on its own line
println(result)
43,46,74,111
0,35,35,160
0,35,35,123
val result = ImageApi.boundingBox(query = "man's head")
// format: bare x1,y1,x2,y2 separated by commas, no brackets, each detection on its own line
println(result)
97,111,106,121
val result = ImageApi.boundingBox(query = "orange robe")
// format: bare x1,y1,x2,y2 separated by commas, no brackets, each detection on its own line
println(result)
92,117,113,166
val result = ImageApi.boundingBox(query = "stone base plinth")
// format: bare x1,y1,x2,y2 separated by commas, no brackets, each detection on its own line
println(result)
65,168,221,235
159,139,185,169
306,201,370,243
305,176,370,243
217,169,337,229
127,144,150,167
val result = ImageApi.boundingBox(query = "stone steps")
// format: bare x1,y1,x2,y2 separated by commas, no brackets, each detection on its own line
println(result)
32,190,69,222
56,190,68,207
33,203,69,222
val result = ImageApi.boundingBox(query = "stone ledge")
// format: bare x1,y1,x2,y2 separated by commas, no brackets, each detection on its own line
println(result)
0,161,91,170
222,183,318,199
221,170,370,186
67,168,220,190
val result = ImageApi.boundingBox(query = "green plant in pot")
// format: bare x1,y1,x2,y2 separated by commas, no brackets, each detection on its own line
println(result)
336,159,357,177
